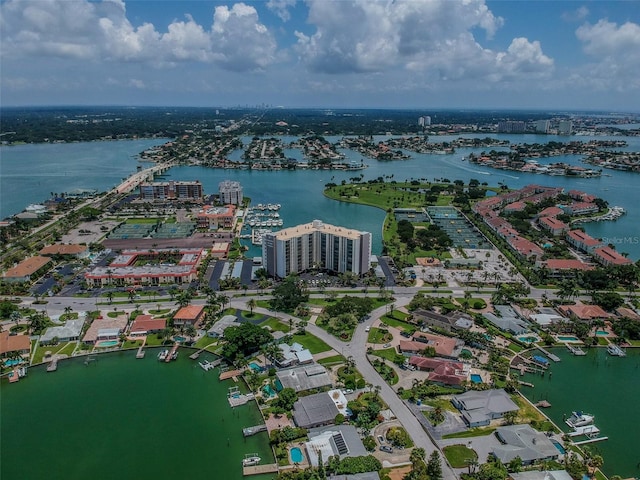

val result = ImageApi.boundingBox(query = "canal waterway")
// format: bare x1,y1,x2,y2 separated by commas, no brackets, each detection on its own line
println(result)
2,134,639,258
520,347,640,478
0,350,275,480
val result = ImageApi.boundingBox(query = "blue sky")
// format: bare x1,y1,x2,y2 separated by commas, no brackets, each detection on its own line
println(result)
1,0,639,110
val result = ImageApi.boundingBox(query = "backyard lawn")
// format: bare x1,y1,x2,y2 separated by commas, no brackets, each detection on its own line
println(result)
443,444,478,468
291,332,333,354
367,327,393,344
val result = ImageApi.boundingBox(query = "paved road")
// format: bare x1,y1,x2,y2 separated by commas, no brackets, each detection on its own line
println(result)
227,297,458,480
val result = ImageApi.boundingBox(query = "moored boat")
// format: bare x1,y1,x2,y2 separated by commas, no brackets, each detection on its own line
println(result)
242,453,261,466
566,411,595,428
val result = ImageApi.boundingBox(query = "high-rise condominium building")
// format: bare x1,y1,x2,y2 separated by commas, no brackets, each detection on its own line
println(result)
218,180,243,205
535,120,550,133
262,220,372,279
558,120,573,135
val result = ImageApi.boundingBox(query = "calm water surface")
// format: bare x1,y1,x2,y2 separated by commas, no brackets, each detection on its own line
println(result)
1,350,274,480
521,347,640,478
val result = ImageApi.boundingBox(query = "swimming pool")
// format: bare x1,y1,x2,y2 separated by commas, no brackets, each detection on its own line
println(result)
470,374,483,384
290,447,303,463
249,362,263,372
596,330,609,336
557,336,579,342
96,340,119,347
173,336,186,342
551,439,566,454
517,335,537,343
263,385,276,397
3,359,24,367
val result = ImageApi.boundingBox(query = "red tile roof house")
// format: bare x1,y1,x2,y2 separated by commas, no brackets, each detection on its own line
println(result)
537,206,564,218
560,202,599,216
408,356,468,386
129,315,167,336
407,332,463,359
558,304,612,321
173,305,206,327
508,236,544,260
0,331,31,358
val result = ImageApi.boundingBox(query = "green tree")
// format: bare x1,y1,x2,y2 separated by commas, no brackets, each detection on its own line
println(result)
271,275,309,312
426,450,443,480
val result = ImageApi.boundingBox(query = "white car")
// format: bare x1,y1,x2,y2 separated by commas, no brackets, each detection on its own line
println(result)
365,326,371,332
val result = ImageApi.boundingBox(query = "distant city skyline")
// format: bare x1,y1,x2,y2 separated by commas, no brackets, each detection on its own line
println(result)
1,0,639,111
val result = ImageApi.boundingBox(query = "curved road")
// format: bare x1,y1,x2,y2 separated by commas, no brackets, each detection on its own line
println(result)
227,296,458,480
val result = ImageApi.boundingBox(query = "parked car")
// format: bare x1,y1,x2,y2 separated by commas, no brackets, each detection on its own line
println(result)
365,326,371,332
377,435,385,443
383,343,391,348
379,445,393,453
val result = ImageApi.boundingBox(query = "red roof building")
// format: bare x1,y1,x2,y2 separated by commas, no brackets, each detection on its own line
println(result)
559,304,612,321
565,230,602,253
592,246,633,267
537,206,564,218
408,356,468,386
508,236,544,259
538,216,569,236
410,332,461,358
129,315,167,335
173,305,206,327
544,259,594,272
0,331,31,356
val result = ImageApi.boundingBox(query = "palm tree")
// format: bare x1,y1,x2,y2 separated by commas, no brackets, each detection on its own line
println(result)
246,298,257,316
63,306,73,318
106,291,114,304
185,324,197,343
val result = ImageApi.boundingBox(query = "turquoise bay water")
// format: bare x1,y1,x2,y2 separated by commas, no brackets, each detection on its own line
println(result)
0,139,168,219
2,134,640,259
521,347,640,478
1,350,275,480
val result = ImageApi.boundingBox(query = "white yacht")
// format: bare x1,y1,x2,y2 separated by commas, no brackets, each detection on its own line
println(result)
566,411,595,428
242,454,261,466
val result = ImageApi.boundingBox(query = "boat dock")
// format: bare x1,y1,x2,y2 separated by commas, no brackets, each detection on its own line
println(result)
242,464,278,476
573,436,609,445
220,369,242,381
165,343,179,362
568,425,600,437
566,344,586,356
535,400,551,408
199,359,221,371
189,346,220,360
136,346,145,358
243,424,267,436
537,346,561,362
228,393,254,407
46,359,58,372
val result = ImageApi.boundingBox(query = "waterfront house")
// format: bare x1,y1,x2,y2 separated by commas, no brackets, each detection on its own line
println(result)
40,319,85,344
558,304,612,321
2,256,52,283
615,307,640,321
0,331,31,358
173,305,206,328
129,315,167,336
483,306,529,335
197,204,236,230
206,314,240,338
292,391,340,428
538,216,569,236
510,471,573,480
451,389,519,427
492,424,559,465
560,202,598,216
305,424,368,467
82,315,127,344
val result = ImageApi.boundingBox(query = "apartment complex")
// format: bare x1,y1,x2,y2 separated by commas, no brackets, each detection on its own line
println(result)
262,220,371,278
139,181,203,202
218,180,243,205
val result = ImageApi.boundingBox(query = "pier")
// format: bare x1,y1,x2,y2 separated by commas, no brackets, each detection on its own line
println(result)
537,346,561,362
566,344,586,356
220,369,242,381
573,436,609,445
228,393,254,407
136,346,145,358
165,343,179,362
242,464,278,476
46,359,58,372
568,425,600,437
242,424,267,437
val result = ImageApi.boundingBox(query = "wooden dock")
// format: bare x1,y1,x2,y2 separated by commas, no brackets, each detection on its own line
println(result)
566,344,586,356
243,464,278,476
166,343,178,362
220,369,242,381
